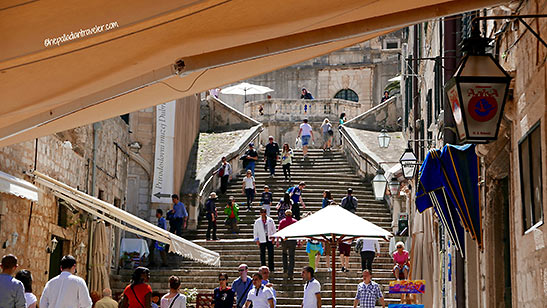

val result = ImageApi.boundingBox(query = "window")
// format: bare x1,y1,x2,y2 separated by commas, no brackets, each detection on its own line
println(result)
334,89,359,102
519,122,543,232
385,41,399,49
57,198,69,228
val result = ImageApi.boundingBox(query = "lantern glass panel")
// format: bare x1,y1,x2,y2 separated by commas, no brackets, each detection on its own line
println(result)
372,173,387,200
378,131,391,148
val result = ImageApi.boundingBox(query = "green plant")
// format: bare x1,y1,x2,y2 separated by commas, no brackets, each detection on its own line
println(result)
182,288,198,303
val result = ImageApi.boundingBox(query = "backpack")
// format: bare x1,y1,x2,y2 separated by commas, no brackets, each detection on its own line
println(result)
342,196,357,212
354,239,363,253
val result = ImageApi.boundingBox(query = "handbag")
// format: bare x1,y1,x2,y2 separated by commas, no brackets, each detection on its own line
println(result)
218,166,225,177
166,210,175,221
169,294,180,308
354,239,363,253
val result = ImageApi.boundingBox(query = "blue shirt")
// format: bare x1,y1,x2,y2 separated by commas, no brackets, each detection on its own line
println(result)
289,186,302,204
158,217,167,230
0,273,26,308
173,201,188,218
232,276,252,307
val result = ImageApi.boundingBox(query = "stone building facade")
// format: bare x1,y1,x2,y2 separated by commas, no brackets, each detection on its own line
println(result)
0,117,130,296
219,31,404,112
401,1,547,307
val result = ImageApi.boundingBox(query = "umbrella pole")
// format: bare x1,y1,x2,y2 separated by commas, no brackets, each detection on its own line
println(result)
331,234,336,308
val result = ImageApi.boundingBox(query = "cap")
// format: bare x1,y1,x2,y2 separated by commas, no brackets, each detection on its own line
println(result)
249,142,254,147
209,192,217,199
347,188,353,193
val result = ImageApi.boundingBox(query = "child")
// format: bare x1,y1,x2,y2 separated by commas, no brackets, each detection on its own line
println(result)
260,185,273,216
224,196,240,234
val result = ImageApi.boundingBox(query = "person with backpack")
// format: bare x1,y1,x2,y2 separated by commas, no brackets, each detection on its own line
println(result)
340,188,358,213
320,118,333,151
232,264,252,308
216,157,232,194
287,181,307,220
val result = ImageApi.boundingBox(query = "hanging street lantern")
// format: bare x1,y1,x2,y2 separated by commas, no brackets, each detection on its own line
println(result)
389,177,400,195
399,146,418,179
377,129,391,148
444,36,511,143
372,168,388,200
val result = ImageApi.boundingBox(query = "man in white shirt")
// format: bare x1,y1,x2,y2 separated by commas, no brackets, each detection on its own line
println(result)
254,208,277,271
244,273,274,308
301,266,321,308
297,119,314,158
40,255,93,308
359,239,380,272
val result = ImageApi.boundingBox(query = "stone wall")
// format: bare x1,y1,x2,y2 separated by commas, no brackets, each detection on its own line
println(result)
0,116,130,296
218,32,404,111
200,96,259,133
344,95,402,131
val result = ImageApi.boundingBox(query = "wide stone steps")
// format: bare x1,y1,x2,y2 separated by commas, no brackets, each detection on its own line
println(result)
113,149,397,307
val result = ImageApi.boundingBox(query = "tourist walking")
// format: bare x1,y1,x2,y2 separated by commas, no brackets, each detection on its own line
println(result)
40,255,93,308
244,273,274,308
15,270,36,308
358,239,380,272
321,190,333,208
281,144,293,182
206,192,219,240
212,273,235,308
392,241,410,280
94,288,117,308
260,185,273,216
287,181,307,220
338,113,346,146
119,267,152,308
353,270,385,308
169,194,188,236
264,136,280,178
0,254,25,308
217,156,232,194
306,239,323,271
298,119,314,158
276,193,293,221
232,264,252,308
301,266,321,308
341,188,358,213
148,209,168,267
224,196,240,234
259,266,277,307
161,276,186,308
253,208,276,271
339,239,352,272
320,118,333,151
243,143,259,176
242,170,256,211
278,209,297,279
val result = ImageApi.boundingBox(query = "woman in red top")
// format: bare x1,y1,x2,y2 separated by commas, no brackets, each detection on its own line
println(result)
120,267,152,308
392,241,410,280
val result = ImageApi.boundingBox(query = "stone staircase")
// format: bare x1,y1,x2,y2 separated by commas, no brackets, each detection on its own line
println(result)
112,149,399,307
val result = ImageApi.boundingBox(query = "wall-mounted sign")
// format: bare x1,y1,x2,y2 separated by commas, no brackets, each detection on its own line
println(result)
151,101,176,203
389,280,425,294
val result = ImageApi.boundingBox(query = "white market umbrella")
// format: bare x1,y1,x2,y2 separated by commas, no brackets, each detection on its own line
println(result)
221,82,274,102
272,205,392,308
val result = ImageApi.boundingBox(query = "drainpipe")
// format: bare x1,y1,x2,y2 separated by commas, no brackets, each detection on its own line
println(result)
444,16,466,308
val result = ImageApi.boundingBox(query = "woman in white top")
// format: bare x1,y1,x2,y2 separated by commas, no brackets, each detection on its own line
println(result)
161,276,187,308
281,143,293,182
242,170,256,211
16,270,37,308
320,118,333,151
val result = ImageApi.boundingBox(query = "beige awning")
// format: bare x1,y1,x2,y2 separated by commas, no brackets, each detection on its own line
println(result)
32,171,220,266
0,0,504,147
0,170,38,201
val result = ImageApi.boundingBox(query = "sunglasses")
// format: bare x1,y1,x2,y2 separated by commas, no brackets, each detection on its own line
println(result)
238,269,246,272
397,246,403,249
219,278,226,281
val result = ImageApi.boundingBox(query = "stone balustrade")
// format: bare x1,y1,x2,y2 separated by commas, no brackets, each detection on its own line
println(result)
244,98,364,123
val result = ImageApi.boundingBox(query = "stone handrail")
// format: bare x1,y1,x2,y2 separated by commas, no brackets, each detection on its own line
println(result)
191,124,263,227
244,98,363,123
344,95,400,131
338,125,381,179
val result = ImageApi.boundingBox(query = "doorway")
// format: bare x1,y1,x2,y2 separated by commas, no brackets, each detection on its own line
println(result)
47,236,67,280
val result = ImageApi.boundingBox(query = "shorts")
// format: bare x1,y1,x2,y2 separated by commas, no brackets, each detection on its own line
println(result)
338,242,351,256
301,135,311,146
393,264,409,271
322,133,330,142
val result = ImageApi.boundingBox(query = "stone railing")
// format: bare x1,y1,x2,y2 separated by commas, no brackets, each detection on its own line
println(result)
344,95,401,131
244,98,363,123
185,124,263,229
